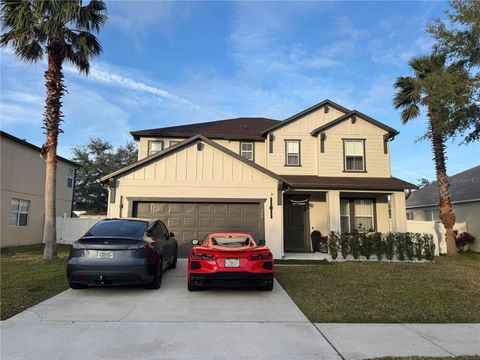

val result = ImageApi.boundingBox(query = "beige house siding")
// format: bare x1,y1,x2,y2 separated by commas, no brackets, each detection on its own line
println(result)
409,201,480,252
266,107,346,175
318,118,391,177
1,136,74,247
109,141,284,258
138,137,266,167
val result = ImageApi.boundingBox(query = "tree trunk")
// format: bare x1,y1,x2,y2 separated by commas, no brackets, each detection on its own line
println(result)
428,108,457,256
42,41,65,260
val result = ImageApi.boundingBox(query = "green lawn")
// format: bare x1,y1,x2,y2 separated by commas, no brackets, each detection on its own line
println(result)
275,252,480,323
1,244,70,320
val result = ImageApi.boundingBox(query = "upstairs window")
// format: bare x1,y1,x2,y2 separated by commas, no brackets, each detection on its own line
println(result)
240,142,254,161
67,168,74,188
285,140,301,166
148,141,164,156
10,199,30,227
344,139,365,172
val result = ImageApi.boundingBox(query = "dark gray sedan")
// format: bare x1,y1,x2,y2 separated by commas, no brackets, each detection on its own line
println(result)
67,218,178,289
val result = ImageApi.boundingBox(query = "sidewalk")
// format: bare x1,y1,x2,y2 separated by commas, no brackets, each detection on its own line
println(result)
315,323,480,359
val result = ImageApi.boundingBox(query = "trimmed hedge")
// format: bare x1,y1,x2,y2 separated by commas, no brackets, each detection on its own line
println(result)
328,231,435,261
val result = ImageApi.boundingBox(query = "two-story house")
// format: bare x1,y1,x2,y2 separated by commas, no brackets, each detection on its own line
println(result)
101,100,416,258
1,131,78,247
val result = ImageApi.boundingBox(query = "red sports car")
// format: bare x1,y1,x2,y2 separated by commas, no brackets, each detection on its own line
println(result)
187,232,274,291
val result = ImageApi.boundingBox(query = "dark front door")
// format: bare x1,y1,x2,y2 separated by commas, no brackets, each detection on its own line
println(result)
284,195,309,252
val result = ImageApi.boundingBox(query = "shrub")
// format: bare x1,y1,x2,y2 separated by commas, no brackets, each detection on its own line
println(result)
328,231,339,260
414,233,424,260
455,232,476,248
339,232,350,259
405,233,415,261
385,233,395,260
395,233,406,261
360,233,374,259
372,232,384,260
423,233,435,261
349,231,361,259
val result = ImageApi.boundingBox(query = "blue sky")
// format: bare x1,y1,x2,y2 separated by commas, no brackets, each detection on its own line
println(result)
1,1,478,183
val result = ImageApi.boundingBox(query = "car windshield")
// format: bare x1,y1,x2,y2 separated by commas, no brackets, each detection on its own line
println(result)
85,220,148,238
211,236,250,247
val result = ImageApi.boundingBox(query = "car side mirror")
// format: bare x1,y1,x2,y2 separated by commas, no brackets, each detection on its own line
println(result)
192,239,199,245
258,239,266,246
169,232,175,238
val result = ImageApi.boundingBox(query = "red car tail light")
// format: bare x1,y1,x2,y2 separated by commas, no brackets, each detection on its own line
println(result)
143,244,158,263
191,252,214,260
250,252,272,260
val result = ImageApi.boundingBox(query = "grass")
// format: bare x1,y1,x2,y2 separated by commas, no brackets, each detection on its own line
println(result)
275,252,480,323
1,244,70,320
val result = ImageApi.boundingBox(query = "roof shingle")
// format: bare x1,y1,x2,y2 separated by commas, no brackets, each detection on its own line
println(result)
130,117,280,140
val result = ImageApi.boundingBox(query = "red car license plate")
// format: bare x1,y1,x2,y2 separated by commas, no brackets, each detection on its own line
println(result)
225,259,240,267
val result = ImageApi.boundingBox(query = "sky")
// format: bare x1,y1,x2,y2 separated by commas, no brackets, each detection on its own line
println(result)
1,0,479,184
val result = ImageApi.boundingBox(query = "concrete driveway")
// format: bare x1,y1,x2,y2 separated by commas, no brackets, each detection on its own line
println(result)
1,260,339,360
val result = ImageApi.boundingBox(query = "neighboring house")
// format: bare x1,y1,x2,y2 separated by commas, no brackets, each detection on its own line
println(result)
101,99,416,258
406,165,480,252
1,131,78,247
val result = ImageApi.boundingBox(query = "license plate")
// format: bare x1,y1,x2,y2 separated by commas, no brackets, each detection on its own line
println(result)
225,258,240,267
97,251,113,259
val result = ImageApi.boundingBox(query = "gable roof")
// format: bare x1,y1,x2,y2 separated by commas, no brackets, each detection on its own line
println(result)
406,166,480,208
281,175,417,191
100,134,285,183
130,117,280,141
310,110,399,138
0,131,78,167
260,99,351,135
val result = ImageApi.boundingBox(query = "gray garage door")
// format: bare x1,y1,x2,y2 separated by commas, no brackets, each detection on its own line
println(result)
132,201,264,257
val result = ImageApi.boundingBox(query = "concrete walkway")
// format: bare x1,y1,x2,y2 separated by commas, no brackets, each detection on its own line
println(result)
1,260,479,359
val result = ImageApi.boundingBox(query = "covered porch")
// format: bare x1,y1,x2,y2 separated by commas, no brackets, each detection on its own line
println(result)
279,175,414,257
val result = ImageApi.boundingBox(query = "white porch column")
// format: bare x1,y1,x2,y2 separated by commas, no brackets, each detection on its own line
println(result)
327,190,341,232
390,191,407,232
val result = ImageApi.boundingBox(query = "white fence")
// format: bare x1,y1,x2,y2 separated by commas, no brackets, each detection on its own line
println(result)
405,220,467,255
55,217,102,244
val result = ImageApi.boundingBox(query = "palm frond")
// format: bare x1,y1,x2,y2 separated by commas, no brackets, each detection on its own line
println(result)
393,76,422,110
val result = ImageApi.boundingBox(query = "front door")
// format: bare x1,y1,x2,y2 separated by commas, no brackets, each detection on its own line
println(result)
284,195,309,252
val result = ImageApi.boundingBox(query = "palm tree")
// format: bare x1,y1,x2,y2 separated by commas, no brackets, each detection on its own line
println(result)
394,54,459,256
1,0,107,259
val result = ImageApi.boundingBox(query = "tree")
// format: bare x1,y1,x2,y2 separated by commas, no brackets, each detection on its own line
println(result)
417,177,431,188
393,53,475,256
72,139,137,214
427,0,480,143
1,0,107,259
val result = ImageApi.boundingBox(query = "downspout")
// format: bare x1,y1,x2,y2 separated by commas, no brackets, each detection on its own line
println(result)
70,168,77,217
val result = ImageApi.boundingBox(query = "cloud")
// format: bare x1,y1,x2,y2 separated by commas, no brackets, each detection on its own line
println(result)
2,91,44,104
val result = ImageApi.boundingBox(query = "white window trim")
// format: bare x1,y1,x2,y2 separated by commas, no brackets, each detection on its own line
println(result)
10,199,30,227
169,140,181,147
148,140,164,156
354,199,375,232
240,142,254,161
344,139,366,172
340,200,350,233
67,168,74,188
285,140,301,166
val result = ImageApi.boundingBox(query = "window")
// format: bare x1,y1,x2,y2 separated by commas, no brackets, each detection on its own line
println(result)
344,140,365,171
10,199,30,227
240,142,254,161
423,209,439,221
148,141,164,155
406,211,414,220
67,168,74,188
86,219,148,237
354,199,374,232
285,140,300,166
169,140,180,147
340,199,350,233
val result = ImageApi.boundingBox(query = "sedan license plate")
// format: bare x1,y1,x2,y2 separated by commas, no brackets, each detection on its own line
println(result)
97,251,113,259
225,258,240,267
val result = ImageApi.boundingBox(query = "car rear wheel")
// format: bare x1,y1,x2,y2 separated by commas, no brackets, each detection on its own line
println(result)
69,283,87,290
187,279,203,291
146,261,162,289
168,248,178,269
258,283,274,291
